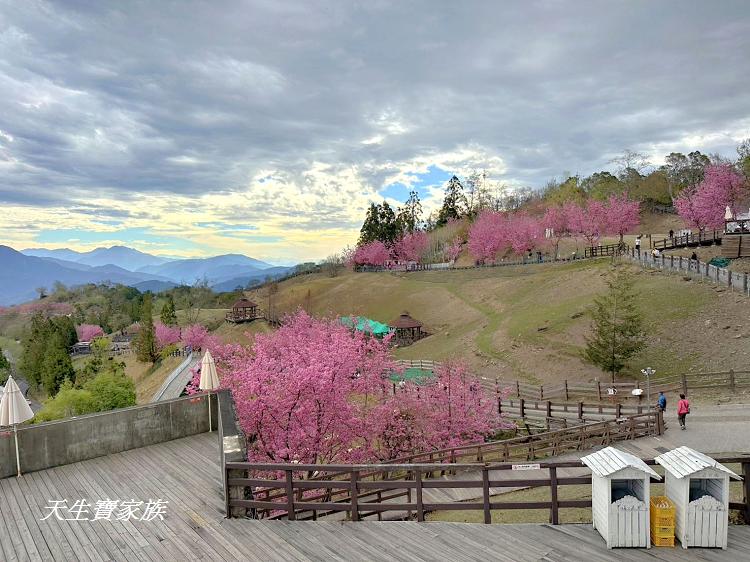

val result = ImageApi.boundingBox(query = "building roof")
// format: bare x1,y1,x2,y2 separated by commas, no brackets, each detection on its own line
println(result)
655,446,742,480
232,298,257,309
580,446,661,479
390,312,423,329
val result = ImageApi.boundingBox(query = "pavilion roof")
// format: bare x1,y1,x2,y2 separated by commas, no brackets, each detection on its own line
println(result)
232,298,257,309
390,312,423,329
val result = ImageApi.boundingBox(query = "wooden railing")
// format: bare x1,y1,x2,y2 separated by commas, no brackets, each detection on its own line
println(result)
395,359,750,402
225,412,665,521
584,243,625,258
652,229,722,251
226,450,749,524
498,398,651,423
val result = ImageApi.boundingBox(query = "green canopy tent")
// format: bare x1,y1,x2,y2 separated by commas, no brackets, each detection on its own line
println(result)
339,316,393,338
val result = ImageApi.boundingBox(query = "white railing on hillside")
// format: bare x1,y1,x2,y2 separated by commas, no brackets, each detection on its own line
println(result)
624,249,750,296
151,352,194,402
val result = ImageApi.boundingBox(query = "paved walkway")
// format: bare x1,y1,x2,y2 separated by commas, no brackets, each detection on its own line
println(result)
150,353,199,401
1,432,749,561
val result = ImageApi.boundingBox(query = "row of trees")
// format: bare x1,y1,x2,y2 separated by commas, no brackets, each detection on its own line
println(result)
220,311,511,464
467,194,641,263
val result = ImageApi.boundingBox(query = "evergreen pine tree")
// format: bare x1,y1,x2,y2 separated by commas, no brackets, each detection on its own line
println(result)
584,267,646,382
19,313,50,388
135,293,158,363
41,333,76,395
437,175,468,226
0,346,10,385
160,295,178,326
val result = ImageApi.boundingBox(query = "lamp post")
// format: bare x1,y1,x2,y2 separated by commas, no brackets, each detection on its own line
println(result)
640,367,655,410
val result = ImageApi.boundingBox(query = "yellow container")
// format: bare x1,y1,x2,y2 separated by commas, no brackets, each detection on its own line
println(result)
650,535,675,547
651,525,674,536
650,496,676,528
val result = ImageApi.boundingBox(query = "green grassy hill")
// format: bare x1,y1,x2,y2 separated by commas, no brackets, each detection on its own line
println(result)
245,259,750,385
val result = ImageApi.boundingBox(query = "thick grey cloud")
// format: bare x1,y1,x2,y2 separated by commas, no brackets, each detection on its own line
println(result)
0,0,748,208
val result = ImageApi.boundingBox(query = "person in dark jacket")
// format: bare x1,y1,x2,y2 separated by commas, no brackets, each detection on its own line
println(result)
657,391,666,412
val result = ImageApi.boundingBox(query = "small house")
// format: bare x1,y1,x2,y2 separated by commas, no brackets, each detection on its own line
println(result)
226,298,259,323
389,312,425,345
581,446,661,549
655,446,741,549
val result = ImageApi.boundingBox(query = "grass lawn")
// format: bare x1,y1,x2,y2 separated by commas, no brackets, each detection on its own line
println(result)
253,256,750,387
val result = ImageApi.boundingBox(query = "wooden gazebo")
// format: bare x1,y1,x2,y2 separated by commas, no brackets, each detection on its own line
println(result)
389,311,425,345
226,298,259,323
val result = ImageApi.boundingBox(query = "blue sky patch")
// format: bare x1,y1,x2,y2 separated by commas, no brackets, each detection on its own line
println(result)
381,165,451,201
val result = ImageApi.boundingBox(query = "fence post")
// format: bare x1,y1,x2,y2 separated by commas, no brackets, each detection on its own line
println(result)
681,374,688,396
516,380,521,398
729,369,736,391
549,466,559,525
679,256,683,270
482,467,491,524
743,462,750,525
285,470,296,521
564,380,569,401
597,381,602,401
578,401,583,420
657,409,664,435
519,398,525,418
670,255,674,269
349,470,360,521
546,400,552,418
615,403,622,418
539,385,544,400
415,469,424,522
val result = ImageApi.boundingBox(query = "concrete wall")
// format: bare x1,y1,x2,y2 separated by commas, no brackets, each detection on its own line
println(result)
0,393,217,479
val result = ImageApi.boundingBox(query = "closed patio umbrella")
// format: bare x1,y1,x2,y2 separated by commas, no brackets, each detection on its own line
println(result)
199,350,220,432
0,376,34,477
725,206,734,220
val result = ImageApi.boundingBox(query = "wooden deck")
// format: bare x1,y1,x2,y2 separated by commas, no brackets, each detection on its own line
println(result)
1,432,749,561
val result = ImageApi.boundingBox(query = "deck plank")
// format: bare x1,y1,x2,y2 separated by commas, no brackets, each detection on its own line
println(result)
1,432,749,562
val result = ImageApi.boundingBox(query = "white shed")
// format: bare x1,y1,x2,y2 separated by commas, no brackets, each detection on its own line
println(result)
581,446,661,549
655,447,741,549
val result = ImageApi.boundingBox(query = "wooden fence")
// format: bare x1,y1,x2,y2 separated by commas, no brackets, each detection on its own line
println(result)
652,230,723,251
225,430,750,524
225,412,665,521
498,397,650,423
225,454,749,524
395,359,750,402
626,247,750,297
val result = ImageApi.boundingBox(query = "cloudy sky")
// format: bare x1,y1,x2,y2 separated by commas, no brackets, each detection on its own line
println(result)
1,1,749,263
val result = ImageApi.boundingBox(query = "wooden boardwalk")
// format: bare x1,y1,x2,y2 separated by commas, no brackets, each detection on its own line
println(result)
1,432,749,561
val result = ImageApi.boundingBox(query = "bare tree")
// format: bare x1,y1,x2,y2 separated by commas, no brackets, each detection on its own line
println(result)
183,277,211,325
609,149,651,177
322,253,344,277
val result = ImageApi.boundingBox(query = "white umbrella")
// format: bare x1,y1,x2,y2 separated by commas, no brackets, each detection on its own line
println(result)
0,376,34,477
199,351,220,432
724,206,733,221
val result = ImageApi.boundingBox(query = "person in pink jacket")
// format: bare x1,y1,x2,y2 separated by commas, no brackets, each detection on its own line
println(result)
677,393,690,430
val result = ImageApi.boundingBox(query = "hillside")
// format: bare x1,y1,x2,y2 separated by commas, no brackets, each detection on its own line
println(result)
246,260,750,384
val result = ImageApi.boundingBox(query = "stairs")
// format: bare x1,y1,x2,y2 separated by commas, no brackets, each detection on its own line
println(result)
721,234,750,258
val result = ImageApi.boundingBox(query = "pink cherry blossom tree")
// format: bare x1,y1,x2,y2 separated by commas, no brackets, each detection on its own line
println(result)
443,237,463,263
352,240,391,267
220,311,511,464
467,210,509,263
675,164,746,230
567,200,607,247
182,324,220,351
155,322,181,351
507,213,545,256
603,194,640,242
391,231,429,262
76,324,104,342
543,205,571,259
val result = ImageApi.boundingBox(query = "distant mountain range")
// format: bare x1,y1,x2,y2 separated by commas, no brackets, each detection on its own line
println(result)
0,245,293,306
